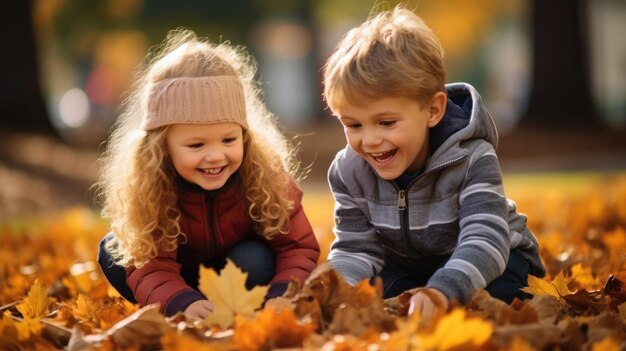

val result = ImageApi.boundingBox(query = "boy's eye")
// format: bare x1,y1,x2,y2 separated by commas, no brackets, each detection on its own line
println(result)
380,120,396,127
344,123,361,130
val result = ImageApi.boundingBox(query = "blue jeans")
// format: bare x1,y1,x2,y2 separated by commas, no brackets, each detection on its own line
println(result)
97,233,275,303
376,249,533,303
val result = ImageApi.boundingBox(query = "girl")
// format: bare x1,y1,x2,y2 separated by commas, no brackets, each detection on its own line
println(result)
96,30,320,320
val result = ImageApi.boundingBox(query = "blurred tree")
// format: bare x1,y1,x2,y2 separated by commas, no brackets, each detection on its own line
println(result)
521,0,597,130
0,0,54,134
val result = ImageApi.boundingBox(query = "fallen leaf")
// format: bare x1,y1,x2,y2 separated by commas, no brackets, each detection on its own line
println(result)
71,294,101,327
233,308,315,350
591,337,621,351
16,279,51,319
418,308,493,350
523,271,572,299
199,259,268,329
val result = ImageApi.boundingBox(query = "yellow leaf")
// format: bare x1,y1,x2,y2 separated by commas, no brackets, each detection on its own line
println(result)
199,259,268,329
522,271,572,299
15,316,43,341
71,294,102,325
16,279,50,319
508,336,535,351
570,263,601,289
592,337,621,351
418,308,492,350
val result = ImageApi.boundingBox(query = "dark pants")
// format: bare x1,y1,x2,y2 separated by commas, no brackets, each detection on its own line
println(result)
376,249,533,303
97,233,275,303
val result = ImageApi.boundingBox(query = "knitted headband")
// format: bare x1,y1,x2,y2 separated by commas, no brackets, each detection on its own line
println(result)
143,75,248,131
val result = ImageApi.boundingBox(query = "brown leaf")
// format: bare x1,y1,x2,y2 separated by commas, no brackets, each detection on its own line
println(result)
467,290,539,325
233,308,315,350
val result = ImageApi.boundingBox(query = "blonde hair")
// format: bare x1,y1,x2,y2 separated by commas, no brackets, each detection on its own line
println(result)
323,5,446,111
97,29,297,267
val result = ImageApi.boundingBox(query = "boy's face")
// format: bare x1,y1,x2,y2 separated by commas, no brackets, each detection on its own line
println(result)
165,122,244,190
335,96,442,180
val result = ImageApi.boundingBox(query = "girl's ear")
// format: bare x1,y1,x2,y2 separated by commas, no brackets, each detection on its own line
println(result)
427,91,447,127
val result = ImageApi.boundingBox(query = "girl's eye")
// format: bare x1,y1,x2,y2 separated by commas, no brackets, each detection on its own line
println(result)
188,143,203,149
223,137,238,144
380,120,396,127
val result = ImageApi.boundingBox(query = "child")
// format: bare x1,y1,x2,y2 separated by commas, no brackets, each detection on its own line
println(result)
322,6,545,319
96,30,320,320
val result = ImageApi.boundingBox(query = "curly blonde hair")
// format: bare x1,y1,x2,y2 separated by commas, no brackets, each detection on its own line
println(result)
323,5,446,112
97,29,298,267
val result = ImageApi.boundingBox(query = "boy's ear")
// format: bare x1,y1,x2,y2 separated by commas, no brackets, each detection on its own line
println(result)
426,91,447,127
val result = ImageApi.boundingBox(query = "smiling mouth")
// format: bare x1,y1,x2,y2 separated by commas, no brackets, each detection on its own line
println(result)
199,167,224,175
370,150,397,163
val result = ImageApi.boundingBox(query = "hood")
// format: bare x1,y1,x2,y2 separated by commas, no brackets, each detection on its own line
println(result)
429,83,499,159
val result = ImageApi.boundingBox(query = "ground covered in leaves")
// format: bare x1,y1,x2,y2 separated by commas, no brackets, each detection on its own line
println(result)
2,173,626,350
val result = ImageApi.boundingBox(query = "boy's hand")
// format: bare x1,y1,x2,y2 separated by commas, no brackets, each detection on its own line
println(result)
184,299,214,321
408,288,449,320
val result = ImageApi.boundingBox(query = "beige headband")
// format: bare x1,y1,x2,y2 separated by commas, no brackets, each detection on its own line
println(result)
143,75,248,131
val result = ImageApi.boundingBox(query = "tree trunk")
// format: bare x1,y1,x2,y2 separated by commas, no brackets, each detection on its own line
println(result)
0,0,54,133
521,0,598,130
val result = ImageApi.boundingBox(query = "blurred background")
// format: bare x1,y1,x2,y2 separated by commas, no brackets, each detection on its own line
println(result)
1,0,625,220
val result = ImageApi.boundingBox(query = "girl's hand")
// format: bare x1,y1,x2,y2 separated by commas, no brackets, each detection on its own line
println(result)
184,299,214,321
408,288,449,320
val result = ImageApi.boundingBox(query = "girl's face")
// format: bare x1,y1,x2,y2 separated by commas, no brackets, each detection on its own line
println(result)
165,122,244,190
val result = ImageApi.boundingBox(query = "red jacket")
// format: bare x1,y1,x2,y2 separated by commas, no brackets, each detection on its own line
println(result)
125,174,320,315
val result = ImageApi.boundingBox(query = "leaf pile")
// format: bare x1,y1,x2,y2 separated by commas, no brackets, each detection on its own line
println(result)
1,174,626,350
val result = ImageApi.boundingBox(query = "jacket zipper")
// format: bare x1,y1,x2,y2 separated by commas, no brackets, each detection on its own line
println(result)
395,154,467,250
396,189,413,250
205,194,219,261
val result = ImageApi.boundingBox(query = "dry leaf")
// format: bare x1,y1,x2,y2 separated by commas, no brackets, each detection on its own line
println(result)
418,308,493,350
16,279,50,319
522,271,572,299
591,337,621,351
199,259,268,329
71,294,101,327
233,308,315,350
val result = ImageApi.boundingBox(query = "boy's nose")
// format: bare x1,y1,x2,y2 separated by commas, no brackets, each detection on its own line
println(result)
362,132,382,147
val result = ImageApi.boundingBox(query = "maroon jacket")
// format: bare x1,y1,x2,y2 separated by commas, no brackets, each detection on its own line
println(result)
125,174,320,315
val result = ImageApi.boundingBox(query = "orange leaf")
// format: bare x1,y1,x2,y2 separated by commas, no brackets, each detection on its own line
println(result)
15,316,43,341
16,279,51,319
71,294,102,327
417,308,493,350
522,271,572,299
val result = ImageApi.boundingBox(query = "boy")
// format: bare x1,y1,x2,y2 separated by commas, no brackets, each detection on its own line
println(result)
322,6,545,319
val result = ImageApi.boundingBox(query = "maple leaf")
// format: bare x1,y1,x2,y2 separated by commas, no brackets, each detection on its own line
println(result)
417,308,493,350
570,263,601,290
199,259,268,329
15,316,43,341
233,308,315,350
522,271,573,299
16,279,51,319
71,294,100,324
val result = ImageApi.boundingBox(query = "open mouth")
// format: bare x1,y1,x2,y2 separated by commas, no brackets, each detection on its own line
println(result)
199,166,225,175
370,149,397,163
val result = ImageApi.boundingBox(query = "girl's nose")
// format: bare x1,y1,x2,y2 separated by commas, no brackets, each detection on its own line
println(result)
203,150,225,162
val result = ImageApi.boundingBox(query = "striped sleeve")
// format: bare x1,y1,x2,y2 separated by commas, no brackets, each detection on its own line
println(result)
427,143,510,303
326,156,384,285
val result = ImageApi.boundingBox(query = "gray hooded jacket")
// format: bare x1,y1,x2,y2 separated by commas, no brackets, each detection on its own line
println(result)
327,82,545,303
